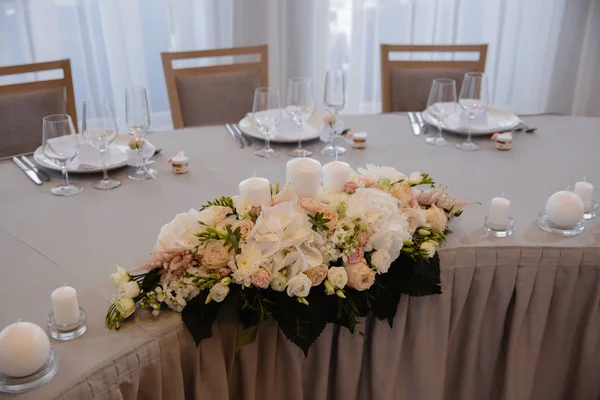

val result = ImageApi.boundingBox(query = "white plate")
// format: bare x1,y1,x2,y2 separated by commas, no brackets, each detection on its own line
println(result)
238,110,324,143
422,107,521,135
34,134,138,173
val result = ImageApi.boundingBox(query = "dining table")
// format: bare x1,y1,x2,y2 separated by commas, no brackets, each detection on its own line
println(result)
0,113,599,400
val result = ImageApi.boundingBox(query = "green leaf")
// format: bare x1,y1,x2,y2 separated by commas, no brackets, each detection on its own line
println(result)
224,226,242,254
140,269,161,292
181,292,221,346
199,196,235,213
237,324,260,351
398,253,442,297
308,212,331,232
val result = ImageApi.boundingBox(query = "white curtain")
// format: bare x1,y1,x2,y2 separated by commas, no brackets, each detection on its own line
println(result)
0,0,598,131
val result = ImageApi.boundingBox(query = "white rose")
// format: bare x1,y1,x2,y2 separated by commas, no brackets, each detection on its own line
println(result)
111,265,131,289
155,209,202,251
286,273,312,297
408,171,423,186
370,250,393,274
118,281,140,298
327,266,348,289
231,242,262,287
209,282,230,303
420,242,436,258
203,241,232,268
198,205,232,227
115,297,136,318
270,273,287,292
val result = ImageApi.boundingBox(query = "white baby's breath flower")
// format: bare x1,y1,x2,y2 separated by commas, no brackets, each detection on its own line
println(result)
118,281,140,298
115,297,136,318
286,273,312,297
327,267,348,289
209,282,230,303
111,266,130,289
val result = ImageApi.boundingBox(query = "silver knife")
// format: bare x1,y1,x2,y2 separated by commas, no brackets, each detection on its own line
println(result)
415,112,427,134
225,124,244,148
12,157,42,185
20,156,50,181
408,112,421,136
232,124,251,146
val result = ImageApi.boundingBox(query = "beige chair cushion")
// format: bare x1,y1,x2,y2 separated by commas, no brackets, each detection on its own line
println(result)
390,67,475,112
176,70,261,127
0,88,67,158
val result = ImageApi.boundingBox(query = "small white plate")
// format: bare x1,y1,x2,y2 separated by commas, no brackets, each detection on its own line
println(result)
238,110,324,143
33,134,139,173
422,107,521,135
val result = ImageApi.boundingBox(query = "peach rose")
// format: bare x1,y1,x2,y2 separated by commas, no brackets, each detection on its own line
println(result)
389,183,416,208
298,197,321,213
320,207,339,231
401,207,427,235
305,265,328,286
250,267,272,289
355,230,370,247
345,261,376,291
425,204,448,233
215,267,232,276
347,247,364,264
249,205,262,219
232,219,254,240
203,241,232,269
344,181,358,194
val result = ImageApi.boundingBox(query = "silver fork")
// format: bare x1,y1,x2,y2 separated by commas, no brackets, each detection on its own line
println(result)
233,124,251,147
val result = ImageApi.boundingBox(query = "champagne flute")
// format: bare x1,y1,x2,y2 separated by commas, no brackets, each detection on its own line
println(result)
42,114,83,196
82,100,121,190
125,86,156,179
425,78,457,146
457,72,489,151
322,70,346,156
286,77,314,157
252,87,282,158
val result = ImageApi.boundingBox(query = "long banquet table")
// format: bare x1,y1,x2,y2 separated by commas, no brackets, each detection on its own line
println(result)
1,113,599,400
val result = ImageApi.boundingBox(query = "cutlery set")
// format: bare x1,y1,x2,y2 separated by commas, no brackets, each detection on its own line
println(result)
12,156,49,185
407,112,536,136
225,123,251,148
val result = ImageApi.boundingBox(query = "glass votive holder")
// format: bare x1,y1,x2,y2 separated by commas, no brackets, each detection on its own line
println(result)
484,216,515,238
537,212,585,236
584,200,598,220
47,307,87,341
0,347,58,394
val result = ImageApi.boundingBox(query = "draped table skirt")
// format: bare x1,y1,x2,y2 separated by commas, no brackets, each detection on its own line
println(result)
57,246,600,400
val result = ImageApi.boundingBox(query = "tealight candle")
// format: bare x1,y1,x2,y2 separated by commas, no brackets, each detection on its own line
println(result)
574,180,594,211
0,321,50,377
239,177,271,206
488,196,510,227
286,158,322,198
545,190,584,228
51,286,80,326
322,161,352,192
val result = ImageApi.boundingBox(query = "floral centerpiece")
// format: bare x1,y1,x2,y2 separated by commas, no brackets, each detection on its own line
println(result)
106,163,473,354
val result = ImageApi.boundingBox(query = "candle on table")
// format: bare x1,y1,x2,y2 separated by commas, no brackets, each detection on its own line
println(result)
0,321,50,377
545,190,584,228
51,286,80,326
488,196,510,227
239,177,271,206
574,180,594,211
322,161,352,192
286,158,322,198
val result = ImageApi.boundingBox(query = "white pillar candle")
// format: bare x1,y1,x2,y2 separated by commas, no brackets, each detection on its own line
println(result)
0,322,50,377
488,196,510,227
545,190,584,228
239,177,271,206
286,158,322,198
322,161,352,192
51,286,80,326
574,181,594,211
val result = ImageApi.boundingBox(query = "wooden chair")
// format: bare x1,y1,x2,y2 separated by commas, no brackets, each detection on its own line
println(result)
380,44,488,112
0,59,77,158
162,45,268,129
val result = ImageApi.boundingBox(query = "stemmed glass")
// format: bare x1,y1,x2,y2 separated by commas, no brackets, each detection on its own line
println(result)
42,114,83,196
286,77,314,157
125,86,156,179
322,70,346,156
457,72,489,151
252,87,282,158
425,78,457,146
82,101,121,190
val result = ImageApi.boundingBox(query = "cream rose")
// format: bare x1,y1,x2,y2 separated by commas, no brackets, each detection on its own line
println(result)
425,204,448,233
286,273,312,297
370,250,393,274
118,281,140,298
198,205,232,227
209,282,230,302
203,241,232,268
111,265,131,289
345,261,375,291
305,265,328,286
232,219,254,240
270,272,287,292
155,209,202,251
320,207,339,231
115,297,136,318
251,267,272,289
327,266,348,289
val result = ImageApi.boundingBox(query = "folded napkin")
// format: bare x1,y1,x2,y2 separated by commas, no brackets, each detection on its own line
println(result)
73,142,127,168
126,141,156,167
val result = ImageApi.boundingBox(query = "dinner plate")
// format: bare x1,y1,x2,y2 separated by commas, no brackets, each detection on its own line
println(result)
238,110,323,143
422,106,521,135
33,134,139,173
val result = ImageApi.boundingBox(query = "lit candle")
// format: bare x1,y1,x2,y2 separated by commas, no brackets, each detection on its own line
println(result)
545,190,584,228
51,286,80,326
0,321,50,377
488,196,510,227
239,177,271,206
322,161,352,192
574,180,594,212
286,158,322,198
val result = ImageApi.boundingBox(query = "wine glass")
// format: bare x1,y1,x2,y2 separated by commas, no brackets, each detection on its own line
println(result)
457,72,489,151
322,70,346,156
82,100,121,190
252,87,282,158
425,78,457,146
286,77,315,157
42,114,83,196
125,86,156,179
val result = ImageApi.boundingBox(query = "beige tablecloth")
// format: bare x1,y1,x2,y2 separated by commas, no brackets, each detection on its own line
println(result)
0,114,599,399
